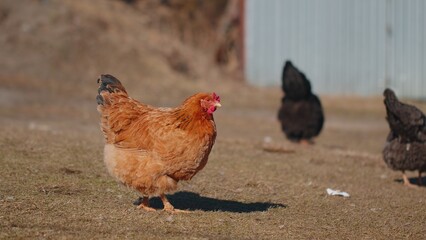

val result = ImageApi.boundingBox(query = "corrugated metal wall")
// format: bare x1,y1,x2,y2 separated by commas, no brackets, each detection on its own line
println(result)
245,0,426,99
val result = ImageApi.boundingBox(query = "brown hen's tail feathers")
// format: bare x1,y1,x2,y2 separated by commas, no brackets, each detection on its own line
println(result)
96,74,128,105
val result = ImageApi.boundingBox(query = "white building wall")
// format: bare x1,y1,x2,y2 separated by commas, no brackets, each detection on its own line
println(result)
245,0,426,99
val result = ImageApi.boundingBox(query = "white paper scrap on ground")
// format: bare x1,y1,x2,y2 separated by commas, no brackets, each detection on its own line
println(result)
326,188,350,197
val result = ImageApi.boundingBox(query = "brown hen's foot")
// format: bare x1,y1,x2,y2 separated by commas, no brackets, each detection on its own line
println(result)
163,207,191,213
137,197,157,212
138,205,157,212
160,194,190,213
402,172,418,188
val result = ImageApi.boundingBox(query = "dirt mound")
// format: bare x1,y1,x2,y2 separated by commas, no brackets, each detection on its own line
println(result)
0,0,238,104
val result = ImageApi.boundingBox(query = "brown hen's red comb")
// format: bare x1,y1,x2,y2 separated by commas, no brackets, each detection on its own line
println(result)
212,92,220,102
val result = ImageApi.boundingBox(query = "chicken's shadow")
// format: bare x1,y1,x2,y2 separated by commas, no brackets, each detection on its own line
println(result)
134,191,286,213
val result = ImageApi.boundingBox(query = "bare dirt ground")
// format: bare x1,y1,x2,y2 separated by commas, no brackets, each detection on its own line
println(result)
1,1,426,239
1,82,426,239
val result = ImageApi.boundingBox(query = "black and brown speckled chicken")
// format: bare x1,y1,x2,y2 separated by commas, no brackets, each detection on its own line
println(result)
382,88,426,187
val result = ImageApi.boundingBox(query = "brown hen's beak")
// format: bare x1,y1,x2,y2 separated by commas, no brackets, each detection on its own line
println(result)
214,102,222,107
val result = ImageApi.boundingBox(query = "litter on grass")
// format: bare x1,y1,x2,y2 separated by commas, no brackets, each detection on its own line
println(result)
326,188,350,197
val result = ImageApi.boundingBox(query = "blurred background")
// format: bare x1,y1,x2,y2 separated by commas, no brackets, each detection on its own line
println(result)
1,0,425,103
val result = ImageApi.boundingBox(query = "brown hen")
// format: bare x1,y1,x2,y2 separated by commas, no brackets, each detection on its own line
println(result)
96,74,221,213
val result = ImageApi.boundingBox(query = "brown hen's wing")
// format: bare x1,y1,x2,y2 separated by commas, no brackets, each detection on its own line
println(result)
101,97,200,158
100,94,175,151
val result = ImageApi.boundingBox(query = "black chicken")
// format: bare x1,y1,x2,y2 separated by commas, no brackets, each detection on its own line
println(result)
383,88,426,187
277,60,324,144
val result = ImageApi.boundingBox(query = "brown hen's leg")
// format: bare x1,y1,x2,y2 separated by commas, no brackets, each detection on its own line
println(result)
418,172,423,186
402,171,418,188
137,196,156,212
160,194,190,213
